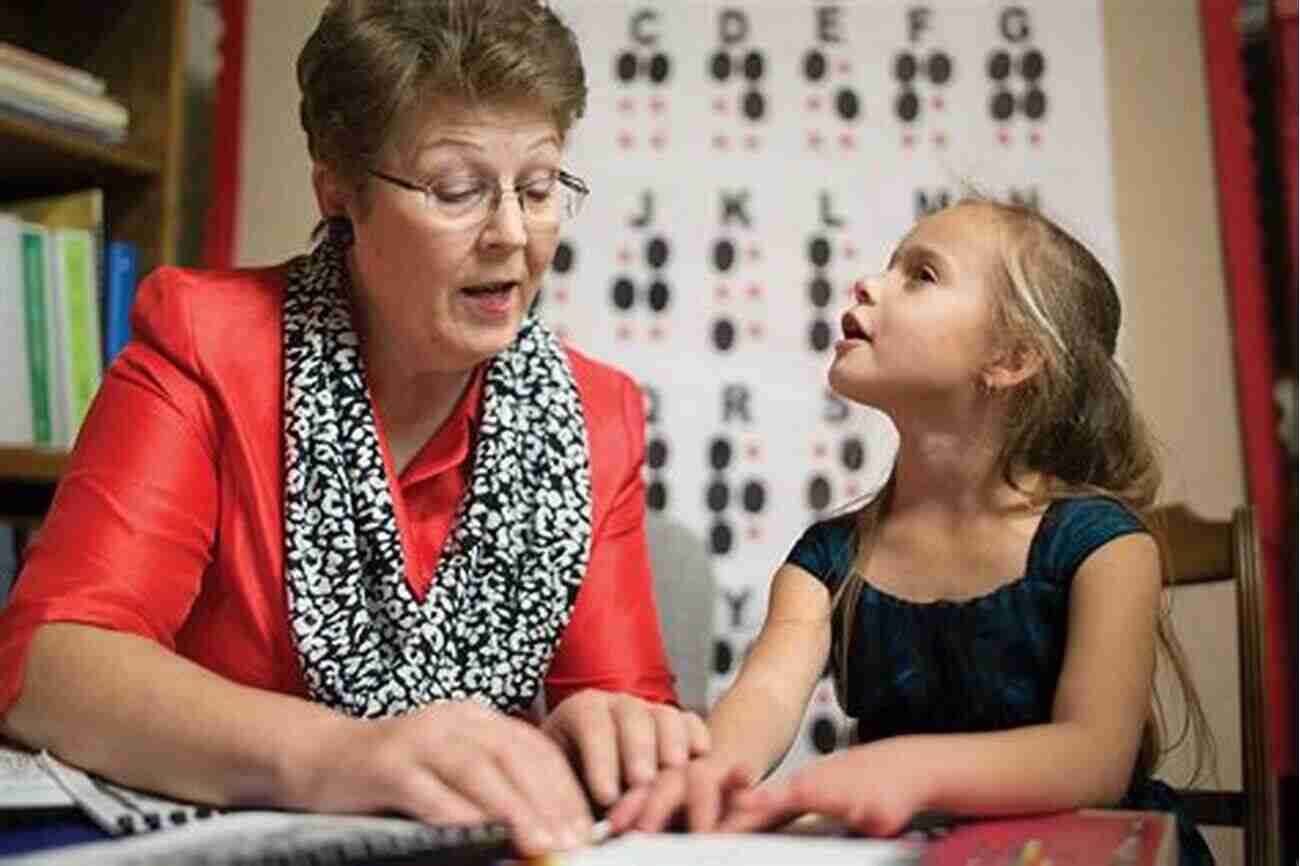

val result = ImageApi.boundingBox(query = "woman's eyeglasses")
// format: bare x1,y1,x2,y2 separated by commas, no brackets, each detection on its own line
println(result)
367,167,589,231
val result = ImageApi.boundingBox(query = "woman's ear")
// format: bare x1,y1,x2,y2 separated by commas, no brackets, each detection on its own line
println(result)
311,161,349,221
982,342,1043,391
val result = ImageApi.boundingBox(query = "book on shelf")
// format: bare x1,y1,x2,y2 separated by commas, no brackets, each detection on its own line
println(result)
103,240,138,363
0,42,107,98
0,214,34,448
0,50,127,143
3,190,105,451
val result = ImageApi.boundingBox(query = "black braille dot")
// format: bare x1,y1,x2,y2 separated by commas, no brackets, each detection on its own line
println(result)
808,236,831,268
840,437,865,471
713,239,736,272
616,51,638,82
611,276,635,310
811,716,838,754
647,437,669,469
710,520,734,555
927,51,952,84
807,475,831,510
1020,49,1045,81
709,437,732,471
713,318,736,351
552,240,574,273
646,236,669,268
648,279,670,312
835,88,860,121
741,480,765,513
706,480,730,512
710,51,731,81
1024,87,1047,120
713,639,733,674
896,89,919,122
988,49,1011,80
990,89,1015,121
809,319,831,352
648,52,671,83
646,481,667,511
742,50,764,81
742,89,765,121
809,275,831,307
804,49,826,82
894,52,917,82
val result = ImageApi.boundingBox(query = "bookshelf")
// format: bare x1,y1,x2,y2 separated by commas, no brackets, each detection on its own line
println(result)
0,0,187,519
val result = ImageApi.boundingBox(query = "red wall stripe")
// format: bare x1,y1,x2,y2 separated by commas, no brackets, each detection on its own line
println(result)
201,0,247,269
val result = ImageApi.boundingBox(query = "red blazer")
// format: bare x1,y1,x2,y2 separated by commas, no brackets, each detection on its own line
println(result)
0,264,676,715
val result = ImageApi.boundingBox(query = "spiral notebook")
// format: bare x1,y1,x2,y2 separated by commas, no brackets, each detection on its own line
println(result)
0,745,511,865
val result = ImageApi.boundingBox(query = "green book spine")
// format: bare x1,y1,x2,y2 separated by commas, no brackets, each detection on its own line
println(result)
20,228,51,446
56,228,101,433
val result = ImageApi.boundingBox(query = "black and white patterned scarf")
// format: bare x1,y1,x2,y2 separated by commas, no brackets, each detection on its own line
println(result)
282,225,592,718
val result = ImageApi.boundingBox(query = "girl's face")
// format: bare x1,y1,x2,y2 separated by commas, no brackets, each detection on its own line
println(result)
324,101,564,374
829,205,1004,416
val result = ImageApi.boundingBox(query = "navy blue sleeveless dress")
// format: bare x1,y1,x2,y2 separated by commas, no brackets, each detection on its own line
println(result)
786,496,1213,865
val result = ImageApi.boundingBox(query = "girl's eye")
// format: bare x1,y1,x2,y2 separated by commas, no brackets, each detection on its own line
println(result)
916,264,938,283
519,174,558,201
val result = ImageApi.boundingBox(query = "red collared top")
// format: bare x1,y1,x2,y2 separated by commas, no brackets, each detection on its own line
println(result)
0,264,676,715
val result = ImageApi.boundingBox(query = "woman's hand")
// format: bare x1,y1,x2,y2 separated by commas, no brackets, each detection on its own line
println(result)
605,754,756,833
718,742,928,837
541,689,711,809
302,700,592,857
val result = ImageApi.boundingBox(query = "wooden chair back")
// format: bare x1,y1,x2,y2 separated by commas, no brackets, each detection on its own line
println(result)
1151,503,1279,865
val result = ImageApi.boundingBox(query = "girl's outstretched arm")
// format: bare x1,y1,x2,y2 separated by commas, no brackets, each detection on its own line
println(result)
608,563,832,832
721,532,1162,835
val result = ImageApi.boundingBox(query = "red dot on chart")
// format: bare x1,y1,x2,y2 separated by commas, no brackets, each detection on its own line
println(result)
617,247,632,265
713,134,730,150
806,95,822,111
746,283,762,300
744,134,760,151
746,525,761,541
713,96,728,114
747,322,763,339
807,130,823,149
617,131,634,149
837,59,852,75
748,246,761,261
846,481,860,497
902,132,915,148
997,128,1011,146
931,95,944,110
618,97,635,114
651,132,667,150
843,243,856,259
813,442,827,459
745,441,762,460
839,132,854,150
932,131,947,148
716,284,731,301
650,95,666,114
554,287,568,303
616,323,632,341
1030,130,1042,146
649,325,665,341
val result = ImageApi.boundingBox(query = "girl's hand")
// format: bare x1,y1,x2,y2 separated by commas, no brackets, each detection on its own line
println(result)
605,754,756,833
300,700,592,857
541,689,711,809
718,743,928,837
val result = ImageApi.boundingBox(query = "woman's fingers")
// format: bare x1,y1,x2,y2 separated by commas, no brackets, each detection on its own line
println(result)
717,781,802,833
612,696,659,791
686,762,753,832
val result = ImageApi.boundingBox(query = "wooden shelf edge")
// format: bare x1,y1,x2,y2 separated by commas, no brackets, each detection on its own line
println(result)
0,447,69,482
0,113,160,177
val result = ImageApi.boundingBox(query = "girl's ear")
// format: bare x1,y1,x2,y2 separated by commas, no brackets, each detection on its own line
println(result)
311,161,350,221
982,342,1043,391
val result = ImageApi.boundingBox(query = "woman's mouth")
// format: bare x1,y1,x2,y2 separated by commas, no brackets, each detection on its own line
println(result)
461,281,519,316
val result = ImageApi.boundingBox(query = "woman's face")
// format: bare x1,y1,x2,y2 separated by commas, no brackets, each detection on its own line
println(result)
335,101,564,373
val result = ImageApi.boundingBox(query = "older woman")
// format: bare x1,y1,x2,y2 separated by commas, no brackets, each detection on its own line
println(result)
0,0,706,856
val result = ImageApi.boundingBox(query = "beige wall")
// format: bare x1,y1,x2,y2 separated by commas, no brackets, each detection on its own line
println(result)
235,2,1248,861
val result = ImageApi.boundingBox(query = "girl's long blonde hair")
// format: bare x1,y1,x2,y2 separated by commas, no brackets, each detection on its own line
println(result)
831,197,1213,785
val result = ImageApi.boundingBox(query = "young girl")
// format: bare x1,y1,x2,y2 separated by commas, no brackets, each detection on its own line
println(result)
609,197,1215,864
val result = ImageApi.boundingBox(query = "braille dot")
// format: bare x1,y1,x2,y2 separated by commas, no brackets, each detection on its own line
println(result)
804,49,827,82
742,480,766,513
709,437,733,471
648,279,670,312
811,716,838,754
552,240,574,273
611,276,635,310
713,318,736,351
840,437,865,471
809,275,832,307
809,319,831,352
710,521,734,555
713,239,736,272
896,89,919,122
648,52,671,83
710,51,731,81
808,236,832,268
616,52,638,82
646,480,668,511
1020,49,1045,81
646,236,669,268
835,88,860,121
990,89,1015,121
894,52,917,83
988,49,1012,81
742,50,765,81
713,639,733,674
1024,87,1047,120
706,479,730,512
742,89,765,121
927,52,952,84
808,475,831,510
647,437,669,469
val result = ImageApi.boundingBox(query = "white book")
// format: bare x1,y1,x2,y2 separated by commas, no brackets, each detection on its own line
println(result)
0,212,34,446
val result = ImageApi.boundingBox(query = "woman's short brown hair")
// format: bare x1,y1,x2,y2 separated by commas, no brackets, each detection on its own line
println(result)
298,0,587,189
